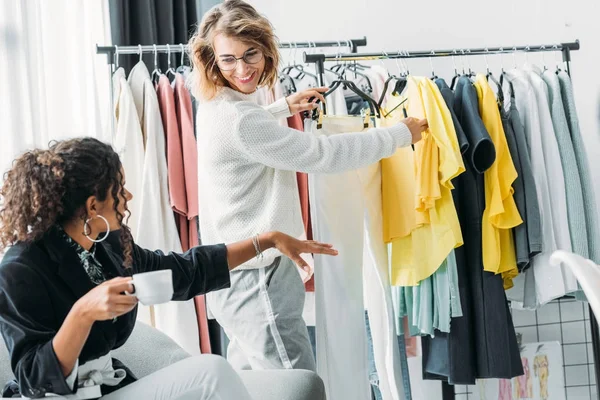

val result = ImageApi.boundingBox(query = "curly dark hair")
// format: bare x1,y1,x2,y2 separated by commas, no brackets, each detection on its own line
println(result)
0,137,133,267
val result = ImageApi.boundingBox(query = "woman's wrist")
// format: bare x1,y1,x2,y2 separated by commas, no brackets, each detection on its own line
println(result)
72,300,94,326
258,231,279,251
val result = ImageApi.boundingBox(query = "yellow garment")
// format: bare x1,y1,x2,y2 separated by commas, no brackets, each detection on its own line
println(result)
474,75,522,287
382,77,465,286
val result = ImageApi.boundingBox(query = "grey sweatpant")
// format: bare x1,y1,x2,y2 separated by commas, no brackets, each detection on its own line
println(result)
206,256,315,371
101,355,253,399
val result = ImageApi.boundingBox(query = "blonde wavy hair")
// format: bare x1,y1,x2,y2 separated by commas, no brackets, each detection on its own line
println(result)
188,0,280,100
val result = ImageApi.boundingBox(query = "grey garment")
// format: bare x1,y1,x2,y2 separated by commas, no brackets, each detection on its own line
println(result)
501,100,543,269
206,256,315,371
557,71,600,263
501,110,529,268
101,355,254,400
111,322,326,400
542,71,589,258
507,102,543,263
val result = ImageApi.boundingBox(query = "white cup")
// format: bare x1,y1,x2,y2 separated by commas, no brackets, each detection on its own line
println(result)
126,270,173,306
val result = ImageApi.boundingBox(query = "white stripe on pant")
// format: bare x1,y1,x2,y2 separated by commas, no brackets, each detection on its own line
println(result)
308,117,406,400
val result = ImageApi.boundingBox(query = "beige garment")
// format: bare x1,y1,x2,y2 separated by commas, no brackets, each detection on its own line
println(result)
128,62,200,356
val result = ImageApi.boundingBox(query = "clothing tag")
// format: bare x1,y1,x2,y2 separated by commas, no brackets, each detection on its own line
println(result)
316,107,323,129
362,109,370,128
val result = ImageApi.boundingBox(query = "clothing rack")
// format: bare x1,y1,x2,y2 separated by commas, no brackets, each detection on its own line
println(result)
303,41,580,86
306,39,599,400
96,37,367,66
96,37,366,141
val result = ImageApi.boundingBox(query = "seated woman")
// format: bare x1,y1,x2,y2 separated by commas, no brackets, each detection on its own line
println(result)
0,137,337,399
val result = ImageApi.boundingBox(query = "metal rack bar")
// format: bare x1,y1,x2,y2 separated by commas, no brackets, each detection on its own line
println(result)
303,40,580,63
96,37,367,65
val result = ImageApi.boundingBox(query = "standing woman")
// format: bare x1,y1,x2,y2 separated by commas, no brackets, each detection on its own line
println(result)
189,0,427,370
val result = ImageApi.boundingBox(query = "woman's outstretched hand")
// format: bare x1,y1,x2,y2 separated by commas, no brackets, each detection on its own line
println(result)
270,231,337,273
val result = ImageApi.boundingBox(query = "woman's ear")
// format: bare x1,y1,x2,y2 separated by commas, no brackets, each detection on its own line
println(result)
84,195,98,218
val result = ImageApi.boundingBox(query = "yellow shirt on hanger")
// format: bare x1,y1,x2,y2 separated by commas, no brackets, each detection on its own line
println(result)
474,74,522,287
382,77,465,286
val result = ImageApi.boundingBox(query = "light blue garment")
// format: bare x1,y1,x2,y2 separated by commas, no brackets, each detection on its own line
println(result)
394,251,462,336
366,311,383,400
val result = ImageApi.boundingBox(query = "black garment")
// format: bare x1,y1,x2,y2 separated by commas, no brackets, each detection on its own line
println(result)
436,79,470,156
422,77,523,385
0,227,230,398
108,0,199,75
420,79,472,382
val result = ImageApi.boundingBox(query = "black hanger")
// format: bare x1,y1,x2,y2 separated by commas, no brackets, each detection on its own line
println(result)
486,70,502,96
449,51,462,90
307,79,381,120
327,80,380,117
279,73,297,95
294,65,319,83
429,52,438,80
450,71,461,91
377,76,407,109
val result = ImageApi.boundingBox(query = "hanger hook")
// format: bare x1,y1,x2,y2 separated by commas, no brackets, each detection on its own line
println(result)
512,46,517,68
346,39,352,52
114,45,119,68
138,44,143,63
180,43,185,66
452,49,458,75
553,44,561,70
429,50,436,77
394,50,402,75
499,47,505,73
166,44,172,70
539,45,547,70
293,42,298,64
484,48,490,74
404,50,411,75
380,50,389,70
525,45,531,62
460,49,466,74
466,49,473,74
153,44,159,70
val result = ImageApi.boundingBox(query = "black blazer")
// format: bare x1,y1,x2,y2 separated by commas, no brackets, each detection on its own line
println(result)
0,227,230,398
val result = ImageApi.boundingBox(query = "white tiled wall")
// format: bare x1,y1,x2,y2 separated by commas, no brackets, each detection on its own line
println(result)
455,298,597,400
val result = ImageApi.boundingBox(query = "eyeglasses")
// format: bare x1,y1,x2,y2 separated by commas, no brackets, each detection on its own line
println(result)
216,49,264,71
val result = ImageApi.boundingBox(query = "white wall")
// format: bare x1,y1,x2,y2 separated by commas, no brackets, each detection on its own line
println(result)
250,0,600,217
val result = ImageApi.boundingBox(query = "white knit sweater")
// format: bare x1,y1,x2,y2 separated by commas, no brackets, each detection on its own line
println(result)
196,86,412,269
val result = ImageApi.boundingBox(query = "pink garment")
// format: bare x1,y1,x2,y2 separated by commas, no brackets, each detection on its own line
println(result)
404,318,419,357
156,76,189,251
516,357,532,399
499,379,513,400
173,74,210,354
174,75,199,248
